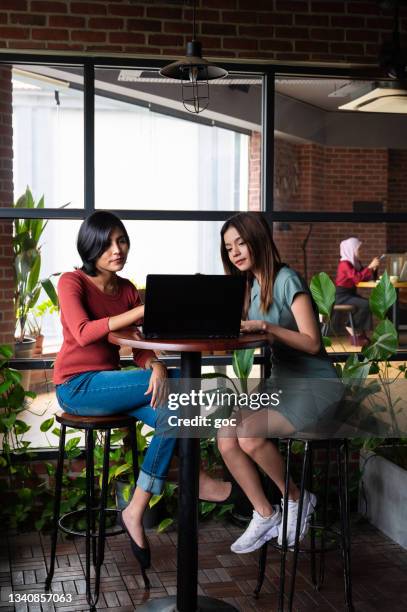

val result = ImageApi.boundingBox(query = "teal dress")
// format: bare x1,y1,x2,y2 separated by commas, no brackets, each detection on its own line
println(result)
248,266,343,432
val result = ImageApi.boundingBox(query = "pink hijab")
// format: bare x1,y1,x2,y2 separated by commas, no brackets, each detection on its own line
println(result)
340,237,362,270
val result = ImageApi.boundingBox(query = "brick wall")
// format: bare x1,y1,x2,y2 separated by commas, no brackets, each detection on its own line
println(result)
387,150,407,253
0,1,405,62
272,138,389,281
248,131,260,211
0,65,14,346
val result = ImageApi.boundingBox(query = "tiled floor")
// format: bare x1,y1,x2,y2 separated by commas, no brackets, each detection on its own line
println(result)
1,520,407,612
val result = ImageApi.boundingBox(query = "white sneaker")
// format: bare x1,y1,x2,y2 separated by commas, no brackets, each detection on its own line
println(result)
277,490,317,548
231,506,281,554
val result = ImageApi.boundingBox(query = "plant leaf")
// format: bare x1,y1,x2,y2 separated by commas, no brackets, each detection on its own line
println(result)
310,272,336,317
369,271,397,320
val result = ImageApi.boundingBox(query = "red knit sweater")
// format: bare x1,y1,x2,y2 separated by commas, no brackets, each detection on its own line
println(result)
53,270,154,384
335,260,373,288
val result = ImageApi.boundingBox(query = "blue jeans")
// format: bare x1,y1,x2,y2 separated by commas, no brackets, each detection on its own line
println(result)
55,368,179,495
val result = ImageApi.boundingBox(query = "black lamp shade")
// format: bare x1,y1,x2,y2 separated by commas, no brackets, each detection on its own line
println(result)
160,40,227,81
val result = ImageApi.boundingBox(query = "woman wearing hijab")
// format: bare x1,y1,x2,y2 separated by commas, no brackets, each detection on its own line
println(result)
335,237,380,346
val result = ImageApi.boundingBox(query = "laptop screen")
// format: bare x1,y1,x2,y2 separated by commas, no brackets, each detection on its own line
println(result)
143,275,245,338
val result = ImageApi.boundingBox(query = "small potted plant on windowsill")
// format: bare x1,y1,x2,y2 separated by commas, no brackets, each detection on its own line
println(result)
27,299,59,356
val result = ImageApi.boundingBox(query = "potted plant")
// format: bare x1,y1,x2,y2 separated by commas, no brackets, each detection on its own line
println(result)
310,270,407,548
27,299,59,355
13,188,59,388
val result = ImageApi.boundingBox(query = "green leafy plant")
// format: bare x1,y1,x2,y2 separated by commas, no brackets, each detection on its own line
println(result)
14,187,60,342
27,298,59,338
310,270,407,451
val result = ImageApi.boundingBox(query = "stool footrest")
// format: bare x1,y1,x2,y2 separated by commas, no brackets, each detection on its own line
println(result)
58,508,124,538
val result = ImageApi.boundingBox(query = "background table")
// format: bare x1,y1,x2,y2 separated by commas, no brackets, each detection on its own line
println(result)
357,281,407,330
109,328,267,612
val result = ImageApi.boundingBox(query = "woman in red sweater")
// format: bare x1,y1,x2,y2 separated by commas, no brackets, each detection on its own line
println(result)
335,237,380,346
54,211,178,585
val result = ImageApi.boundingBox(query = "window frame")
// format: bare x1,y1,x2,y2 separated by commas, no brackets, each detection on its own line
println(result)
1,51,405,223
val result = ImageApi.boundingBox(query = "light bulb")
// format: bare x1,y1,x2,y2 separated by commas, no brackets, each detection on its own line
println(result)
188,66,199,83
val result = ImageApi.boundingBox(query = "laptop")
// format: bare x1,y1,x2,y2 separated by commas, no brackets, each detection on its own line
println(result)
143,274,245,339
399,261,407,282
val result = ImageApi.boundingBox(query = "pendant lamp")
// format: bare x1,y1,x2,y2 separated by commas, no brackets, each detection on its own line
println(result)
159,0,228,113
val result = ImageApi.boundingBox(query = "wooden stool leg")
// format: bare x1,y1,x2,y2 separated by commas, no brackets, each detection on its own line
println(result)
45,424,66,590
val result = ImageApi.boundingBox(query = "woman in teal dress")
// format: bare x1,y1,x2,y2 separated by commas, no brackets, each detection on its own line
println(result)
217,212,342,554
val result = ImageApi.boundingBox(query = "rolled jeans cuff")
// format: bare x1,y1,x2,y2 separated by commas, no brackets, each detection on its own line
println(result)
137,469,165,495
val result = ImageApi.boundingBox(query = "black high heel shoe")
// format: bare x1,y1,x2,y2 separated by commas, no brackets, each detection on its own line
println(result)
199,480,241,505
119,511,151,589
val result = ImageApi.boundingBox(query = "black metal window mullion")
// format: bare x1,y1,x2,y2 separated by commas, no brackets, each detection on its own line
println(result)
262,69,274,215
84,60,95,215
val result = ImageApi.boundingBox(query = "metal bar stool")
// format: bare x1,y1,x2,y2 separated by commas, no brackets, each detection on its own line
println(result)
45,412,139,611
327,304,357,339
254,439,353,612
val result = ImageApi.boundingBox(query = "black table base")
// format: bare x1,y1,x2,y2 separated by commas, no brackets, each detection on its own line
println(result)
137,595,238,611
138,351,238,612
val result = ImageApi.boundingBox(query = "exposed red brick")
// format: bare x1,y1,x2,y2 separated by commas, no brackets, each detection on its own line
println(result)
311,1,345,13
311,28,344,41
331,16,366,28
146,7,182,20
71,30,106,42
109,32,145,45
32,28,68,41
295,14,329,26
10,13,46,26
49,15,86,28
164,22,193,35
71,2,107,15
275,0,309,10
223,37,257,50
346,29,379,43
221,11,258,24
148,34,183,47
347,1,380,15
88,17,124,30
275,26,309,39
31,1,67,13
259,39,293,51
127,19,162,32
201,23,236,36
0,26,29,39
0,0,27,9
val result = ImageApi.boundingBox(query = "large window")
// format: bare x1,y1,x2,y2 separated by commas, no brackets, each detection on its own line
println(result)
2,55,407,357
11,64,84,209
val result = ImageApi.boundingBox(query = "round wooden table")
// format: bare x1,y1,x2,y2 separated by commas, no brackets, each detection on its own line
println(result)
108,328,267,612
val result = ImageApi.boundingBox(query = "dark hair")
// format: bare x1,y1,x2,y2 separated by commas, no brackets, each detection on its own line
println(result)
77,211,130,276
220,212,282,313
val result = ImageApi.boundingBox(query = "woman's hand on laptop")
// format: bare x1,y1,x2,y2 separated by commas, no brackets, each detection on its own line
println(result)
240,320,268,334
145,360,168,409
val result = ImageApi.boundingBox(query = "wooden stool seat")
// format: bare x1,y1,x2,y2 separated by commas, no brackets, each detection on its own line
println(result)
56,411,136,430
333,304,356,313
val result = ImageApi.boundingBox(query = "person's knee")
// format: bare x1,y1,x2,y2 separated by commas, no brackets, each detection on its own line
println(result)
238,436,266,456
217,436,238,456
